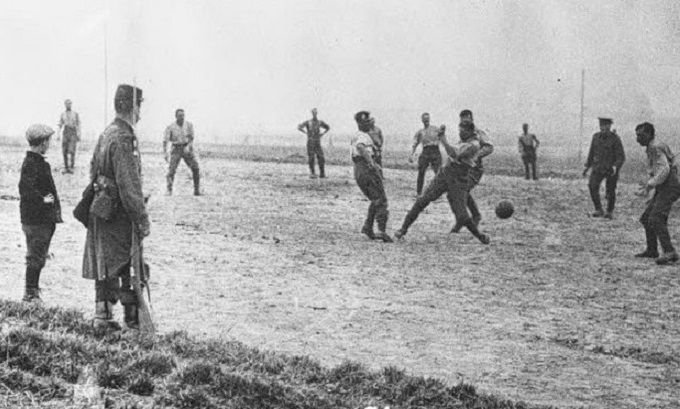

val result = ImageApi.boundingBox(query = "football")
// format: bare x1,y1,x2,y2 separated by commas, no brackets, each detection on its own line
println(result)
495,200,514,219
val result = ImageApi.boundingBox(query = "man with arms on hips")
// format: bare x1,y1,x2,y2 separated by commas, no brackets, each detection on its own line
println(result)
57,99,81,174
518,123,540,180
298,108,330,178
410,112,444,196
164,108,201,196
633,122,680,265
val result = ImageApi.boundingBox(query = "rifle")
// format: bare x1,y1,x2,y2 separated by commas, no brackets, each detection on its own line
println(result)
131,227,155,336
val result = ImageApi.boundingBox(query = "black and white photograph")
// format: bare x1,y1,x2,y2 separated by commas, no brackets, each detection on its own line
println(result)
0,1,679,408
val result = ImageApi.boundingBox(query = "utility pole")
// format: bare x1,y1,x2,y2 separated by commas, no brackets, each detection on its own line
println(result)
578,68,585,162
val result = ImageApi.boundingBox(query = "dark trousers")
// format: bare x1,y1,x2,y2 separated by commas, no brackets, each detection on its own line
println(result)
640,171,680,254
589,169,618,212
307,139,325,176
62,126,78,170
22,223,55,289
522,150,537,180
401,162,483,237
354,159,388,232
95,263,133,304
167,144,200,192
374,150,383,167
416,146,442,195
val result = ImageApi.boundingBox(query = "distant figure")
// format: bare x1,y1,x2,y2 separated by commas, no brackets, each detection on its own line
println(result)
450,110,493,233
410,113,443,195
350,111,392,242
518,123,540,180
163,109,201,196
19,124,62,303
83,84,150,332
583,117,625,219
297,108,330,178
633,122,680,265
57,99,81,174
367,117,384,166
396,121,490,244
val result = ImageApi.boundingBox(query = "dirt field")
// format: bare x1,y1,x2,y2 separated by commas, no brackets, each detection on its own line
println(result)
0,145,678,409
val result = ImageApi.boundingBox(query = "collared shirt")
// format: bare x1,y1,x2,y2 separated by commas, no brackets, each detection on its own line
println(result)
466,126,493,168
298,118,330,140
350,131,375,158
585,131,625,171
164,121,194,145
518,133,539,154
646,138,677,187
448,138,481,168
59,110,80,129
413,126,442,149
368,125,383,150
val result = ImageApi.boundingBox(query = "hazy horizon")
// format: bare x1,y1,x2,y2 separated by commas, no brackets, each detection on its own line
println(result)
2,0,679,152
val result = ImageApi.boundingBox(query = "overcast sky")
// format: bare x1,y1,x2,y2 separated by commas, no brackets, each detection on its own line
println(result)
1,0,679,144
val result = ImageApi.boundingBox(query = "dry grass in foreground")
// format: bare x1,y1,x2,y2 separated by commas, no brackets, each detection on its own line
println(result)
0,300,549,409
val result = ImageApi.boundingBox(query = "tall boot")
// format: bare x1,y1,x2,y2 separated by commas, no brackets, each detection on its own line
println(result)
23,266,42,303
63,151,70,173
319,162,326,179
123,305,139,330
361,204,377,239
166,175,173,196
193,170,201,196
465,220,490,244
635,227,659,258
93,301,121,332
376,210,393,243
120,289,139,330
468,196,481,226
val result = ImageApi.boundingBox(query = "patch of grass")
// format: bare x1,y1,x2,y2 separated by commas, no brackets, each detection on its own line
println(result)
0,299,551,408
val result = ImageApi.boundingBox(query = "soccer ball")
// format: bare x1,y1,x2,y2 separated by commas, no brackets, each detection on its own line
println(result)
495,200,514,219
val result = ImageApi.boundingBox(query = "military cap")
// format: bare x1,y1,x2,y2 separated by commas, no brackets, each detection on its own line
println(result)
354,111,370,123
25,124,55,143
115,84,144,105
598,117,613,124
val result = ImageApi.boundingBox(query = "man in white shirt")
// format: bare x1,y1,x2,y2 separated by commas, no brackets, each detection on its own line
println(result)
163,108,201,195
351,111,392,243
57,99,81,174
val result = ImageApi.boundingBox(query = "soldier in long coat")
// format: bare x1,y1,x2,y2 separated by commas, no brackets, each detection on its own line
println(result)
82,84,150,331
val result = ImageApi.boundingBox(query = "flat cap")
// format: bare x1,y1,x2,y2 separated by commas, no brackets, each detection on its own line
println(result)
354,111,370,123
598,117,613,124
25,124,55,143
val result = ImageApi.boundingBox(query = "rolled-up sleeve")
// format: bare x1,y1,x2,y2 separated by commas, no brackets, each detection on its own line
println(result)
648,146,670,187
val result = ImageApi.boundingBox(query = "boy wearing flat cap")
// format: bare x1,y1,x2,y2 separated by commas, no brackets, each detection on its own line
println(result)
583,117,625,219
351,111,393,242
19,124,62,302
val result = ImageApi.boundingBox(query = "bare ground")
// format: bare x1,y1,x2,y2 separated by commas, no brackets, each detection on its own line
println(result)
0,146,678,408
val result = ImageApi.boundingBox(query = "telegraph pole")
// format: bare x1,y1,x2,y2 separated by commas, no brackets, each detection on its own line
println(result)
578,68,585,162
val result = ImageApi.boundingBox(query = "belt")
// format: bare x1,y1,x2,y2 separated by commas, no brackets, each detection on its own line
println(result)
172,143,188,147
